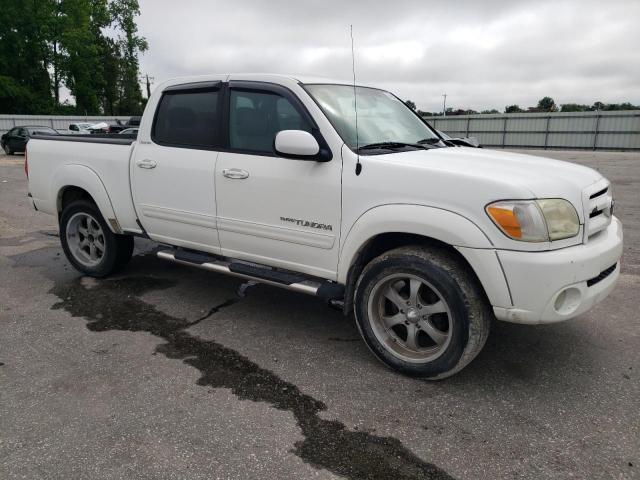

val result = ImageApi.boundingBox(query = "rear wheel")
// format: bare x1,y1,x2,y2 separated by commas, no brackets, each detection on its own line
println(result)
354,245,491,379
60,199,133,277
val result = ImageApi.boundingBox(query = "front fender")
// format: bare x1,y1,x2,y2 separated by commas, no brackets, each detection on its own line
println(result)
337,204,512,308
337,204,493,284
50,164,121,233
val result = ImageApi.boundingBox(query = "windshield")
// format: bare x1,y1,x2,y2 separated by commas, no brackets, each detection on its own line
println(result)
304,84,439,151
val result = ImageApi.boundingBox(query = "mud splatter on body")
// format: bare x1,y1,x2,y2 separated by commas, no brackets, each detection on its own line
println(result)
51,276,453,480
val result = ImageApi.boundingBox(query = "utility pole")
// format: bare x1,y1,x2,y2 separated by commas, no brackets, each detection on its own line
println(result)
141,74,155,99
442,93,447,117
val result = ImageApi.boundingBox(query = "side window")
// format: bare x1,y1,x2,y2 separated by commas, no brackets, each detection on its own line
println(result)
229,90,312,153
153,89,219,148
69,124,78,131
17,128,26,136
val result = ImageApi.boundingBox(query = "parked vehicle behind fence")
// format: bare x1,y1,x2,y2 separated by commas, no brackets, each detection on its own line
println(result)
68,123,93,134
2,126,58,155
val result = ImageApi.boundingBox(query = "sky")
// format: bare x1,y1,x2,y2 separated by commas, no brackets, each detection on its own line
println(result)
135,0,640,113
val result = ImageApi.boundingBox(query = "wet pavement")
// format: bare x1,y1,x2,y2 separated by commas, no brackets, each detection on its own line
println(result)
1,150,639,479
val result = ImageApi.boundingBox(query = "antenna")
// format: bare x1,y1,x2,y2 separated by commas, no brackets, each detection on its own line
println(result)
350,25,362,175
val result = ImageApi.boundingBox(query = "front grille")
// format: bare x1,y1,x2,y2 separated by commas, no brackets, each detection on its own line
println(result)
589,187,608,199
584,181,613,242
587,263,617,287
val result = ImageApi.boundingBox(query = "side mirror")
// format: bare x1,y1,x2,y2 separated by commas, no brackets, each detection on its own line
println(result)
275,130,319,158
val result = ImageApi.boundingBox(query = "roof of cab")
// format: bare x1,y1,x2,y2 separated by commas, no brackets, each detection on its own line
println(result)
158,73,375,90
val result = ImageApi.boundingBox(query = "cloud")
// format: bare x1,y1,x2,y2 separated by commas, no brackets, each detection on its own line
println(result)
137,0,640,112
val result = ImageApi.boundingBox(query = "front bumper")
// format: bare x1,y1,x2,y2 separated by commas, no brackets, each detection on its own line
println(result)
494,217,623,324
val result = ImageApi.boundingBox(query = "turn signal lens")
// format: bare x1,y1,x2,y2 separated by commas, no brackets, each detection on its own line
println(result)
486,206,522,238
486,201,548,242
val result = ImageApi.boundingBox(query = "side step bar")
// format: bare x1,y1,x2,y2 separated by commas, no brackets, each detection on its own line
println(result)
157,249,344,300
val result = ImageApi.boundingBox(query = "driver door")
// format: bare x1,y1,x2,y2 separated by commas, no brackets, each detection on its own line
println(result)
215,81,342,280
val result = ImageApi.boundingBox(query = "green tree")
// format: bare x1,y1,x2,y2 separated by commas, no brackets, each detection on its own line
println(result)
404,99,416,110
58,0,106,114
110,0,148,115
505,105,523,113
536,96,558,112
560,103,588,112
0,0,53,113
481,109,500,114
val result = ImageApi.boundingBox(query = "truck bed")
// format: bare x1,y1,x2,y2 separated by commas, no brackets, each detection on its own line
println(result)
26,135,140,234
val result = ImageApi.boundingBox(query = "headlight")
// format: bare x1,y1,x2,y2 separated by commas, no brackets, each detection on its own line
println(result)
486,199,580,242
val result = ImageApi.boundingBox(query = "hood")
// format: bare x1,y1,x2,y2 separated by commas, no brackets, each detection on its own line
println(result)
353,147,606,247
374,147,602,199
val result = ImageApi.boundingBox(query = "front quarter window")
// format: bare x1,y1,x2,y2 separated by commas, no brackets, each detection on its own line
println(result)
304,84,439,151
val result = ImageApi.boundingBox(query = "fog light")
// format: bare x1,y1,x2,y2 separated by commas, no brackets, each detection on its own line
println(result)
554,287,582,315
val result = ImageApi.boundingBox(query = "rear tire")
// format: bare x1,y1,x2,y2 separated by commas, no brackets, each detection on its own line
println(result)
354,245,491,379
60,199,133,277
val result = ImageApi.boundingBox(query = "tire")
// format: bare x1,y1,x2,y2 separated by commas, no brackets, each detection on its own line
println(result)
354,245,491,379
60,199,134,277
3,144,13,155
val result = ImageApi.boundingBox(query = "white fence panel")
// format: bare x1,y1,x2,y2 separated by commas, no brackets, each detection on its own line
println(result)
423,110,640,151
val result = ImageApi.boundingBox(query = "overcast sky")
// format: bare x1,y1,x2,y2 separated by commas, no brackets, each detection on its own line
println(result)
136,0,639,112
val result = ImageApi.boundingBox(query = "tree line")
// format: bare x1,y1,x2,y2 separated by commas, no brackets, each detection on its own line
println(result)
406,96,640,116
0,0,148,116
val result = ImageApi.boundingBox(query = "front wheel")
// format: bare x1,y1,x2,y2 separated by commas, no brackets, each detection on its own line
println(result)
354,245,491,379
60,199,133,277
3,144,13,155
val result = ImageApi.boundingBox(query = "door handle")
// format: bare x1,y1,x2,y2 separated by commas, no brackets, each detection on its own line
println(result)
136,159,157,169
222,168,249,179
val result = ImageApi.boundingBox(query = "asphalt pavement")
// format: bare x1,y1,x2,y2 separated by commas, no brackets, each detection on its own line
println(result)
1,149,638,479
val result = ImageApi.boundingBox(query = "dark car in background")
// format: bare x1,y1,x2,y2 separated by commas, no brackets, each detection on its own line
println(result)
1,126,58,155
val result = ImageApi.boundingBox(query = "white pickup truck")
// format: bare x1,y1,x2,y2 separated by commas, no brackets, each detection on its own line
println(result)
26,74,623,378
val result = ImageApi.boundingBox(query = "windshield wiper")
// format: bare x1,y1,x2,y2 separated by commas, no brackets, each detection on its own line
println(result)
417,137,443,144
419,137,453,147
357,141,430,152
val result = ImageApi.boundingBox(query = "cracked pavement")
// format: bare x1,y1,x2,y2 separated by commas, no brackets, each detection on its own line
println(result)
1,150,639,479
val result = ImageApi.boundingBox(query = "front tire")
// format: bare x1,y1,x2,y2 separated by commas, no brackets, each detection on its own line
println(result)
354,245,491,379
3,144,13,155
60,199,133,277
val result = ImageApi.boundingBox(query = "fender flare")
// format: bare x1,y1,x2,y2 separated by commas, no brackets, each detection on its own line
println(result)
337,204,493,284
51,164,121,233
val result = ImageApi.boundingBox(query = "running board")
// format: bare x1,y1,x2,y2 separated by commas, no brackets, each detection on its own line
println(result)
157,249,344,300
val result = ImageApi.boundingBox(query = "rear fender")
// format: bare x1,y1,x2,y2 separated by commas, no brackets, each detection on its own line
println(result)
51,164,121,233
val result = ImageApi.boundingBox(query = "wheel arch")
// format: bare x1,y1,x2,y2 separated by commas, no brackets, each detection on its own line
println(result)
52,164,122,233
338,204,509,315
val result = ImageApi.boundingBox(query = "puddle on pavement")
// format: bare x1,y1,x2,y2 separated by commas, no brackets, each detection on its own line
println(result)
48,273,453,479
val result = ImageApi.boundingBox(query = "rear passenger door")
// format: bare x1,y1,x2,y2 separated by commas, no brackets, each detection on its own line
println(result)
131,80,224,254
215,81,342,280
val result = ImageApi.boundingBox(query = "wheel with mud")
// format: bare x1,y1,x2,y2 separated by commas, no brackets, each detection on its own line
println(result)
354,245,491,379
60,199,133,277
